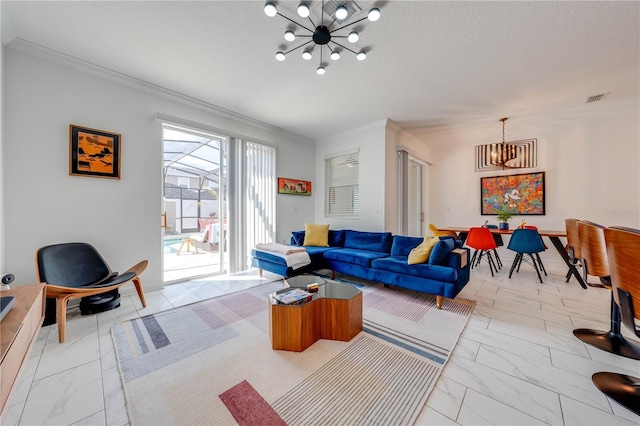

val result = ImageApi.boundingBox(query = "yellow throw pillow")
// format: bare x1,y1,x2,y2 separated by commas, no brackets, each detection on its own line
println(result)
303,223,330,247
408,236,439,265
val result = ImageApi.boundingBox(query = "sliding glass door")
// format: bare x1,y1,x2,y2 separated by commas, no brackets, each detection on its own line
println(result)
161,122,276,282
162,124,228,282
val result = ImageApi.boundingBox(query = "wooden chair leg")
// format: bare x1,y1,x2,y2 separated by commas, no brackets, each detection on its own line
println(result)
177,239,187,255
133,278,147,308
56,296,71,343
436,295,443,309
258,268,263,278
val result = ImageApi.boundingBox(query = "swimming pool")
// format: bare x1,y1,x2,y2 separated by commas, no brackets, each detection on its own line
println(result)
163,237,182,254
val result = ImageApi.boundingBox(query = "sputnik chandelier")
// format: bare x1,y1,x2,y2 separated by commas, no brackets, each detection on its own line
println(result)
264,1,381,75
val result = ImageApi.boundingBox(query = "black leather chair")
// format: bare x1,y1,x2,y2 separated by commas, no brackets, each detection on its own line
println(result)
36,242,148,343
591,226,640,416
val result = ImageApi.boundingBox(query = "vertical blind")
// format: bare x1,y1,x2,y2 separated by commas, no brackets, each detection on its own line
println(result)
325,151,359,216
244,141,276,265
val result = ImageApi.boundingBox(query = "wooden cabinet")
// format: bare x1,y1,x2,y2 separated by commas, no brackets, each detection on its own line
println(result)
1,284,46,415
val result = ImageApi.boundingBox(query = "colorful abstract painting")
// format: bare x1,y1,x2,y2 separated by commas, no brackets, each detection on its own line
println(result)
481,172,545,215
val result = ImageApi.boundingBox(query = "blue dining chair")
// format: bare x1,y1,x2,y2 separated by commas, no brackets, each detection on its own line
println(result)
507,228,547,283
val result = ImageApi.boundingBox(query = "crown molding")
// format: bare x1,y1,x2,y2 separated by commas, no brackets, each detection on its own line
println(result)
5,37,315,145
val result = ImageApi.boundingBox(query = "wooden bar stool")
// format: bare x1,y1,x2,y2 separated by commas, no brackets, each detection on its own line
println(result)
591,226,640,416
573,221,640,359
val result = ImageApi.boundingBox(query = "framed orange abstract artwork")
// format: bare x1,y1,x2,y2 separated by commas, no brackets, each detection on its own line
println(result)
69,125,121,179
278,177,311,195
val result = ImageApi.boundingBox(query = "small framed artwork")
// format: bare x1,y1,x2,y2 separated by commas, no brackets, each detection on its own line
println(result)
481,171,545,215
69,124,121,179
278,177,312,195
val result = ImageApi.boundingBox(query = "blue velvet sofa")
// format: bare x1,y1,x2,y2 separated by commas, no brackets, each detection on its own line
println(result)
251,229,470,309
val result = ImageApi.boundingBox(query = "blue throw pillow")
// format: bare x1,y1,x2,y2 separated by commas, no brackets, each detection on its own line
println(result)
328,230,346,247
291,231,305,246
428,237,455,265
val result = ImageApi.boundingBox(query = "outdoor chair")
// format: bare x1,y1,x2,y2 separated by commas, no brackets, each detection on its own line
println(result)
36,242,148,343
177,227,211,255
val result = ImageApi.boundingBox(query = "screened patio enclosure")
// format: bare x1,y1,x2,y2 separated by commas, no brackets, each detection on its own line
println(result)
163,124,228,281
163,126,226,233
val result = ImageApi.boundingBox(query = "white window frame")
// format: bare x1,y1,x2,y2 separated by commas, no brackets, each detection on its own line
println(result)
325,149,359,217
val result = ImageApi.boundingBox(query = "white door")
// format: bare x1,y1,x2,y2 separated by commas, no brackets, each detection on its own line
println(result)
407,160,423,236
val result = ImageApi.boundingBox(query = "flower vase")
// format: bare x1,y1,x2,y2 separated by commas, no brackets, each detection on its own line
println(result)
498,222,509,230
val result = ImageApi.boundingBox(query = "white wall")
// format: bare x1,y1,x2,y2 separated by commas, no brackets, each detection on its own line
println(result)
421,97,640,230
0,8,4,279
314,120,387,231
3,46,315,289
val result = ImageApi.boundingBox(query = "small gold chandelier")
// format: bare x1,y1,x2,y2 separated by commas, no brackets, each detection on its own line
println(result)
490,117,517,168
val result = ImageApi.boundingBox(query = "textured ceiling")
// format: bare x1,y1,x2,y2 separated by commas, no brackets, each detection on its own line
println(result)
2,1,639,140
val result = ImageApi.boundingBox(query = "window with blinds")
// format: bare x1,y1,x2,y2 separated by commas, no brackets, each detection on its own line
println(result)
325,151,359,217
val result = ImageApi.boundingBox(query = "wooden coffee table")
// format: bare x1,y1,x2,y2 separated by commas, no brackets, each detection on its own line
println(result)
268,275,362,352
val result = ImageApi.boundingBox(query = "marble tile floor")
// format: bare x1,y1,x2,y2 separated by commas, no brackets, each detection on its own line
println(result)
3,251,640,425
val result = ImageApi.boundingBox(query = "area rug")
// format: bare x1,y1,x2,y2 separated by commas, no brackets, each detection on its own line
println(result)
112,277,475,425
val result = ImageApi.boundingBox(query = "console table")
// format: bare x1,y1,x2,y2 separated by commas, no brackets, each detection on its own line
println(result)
1,284,46,415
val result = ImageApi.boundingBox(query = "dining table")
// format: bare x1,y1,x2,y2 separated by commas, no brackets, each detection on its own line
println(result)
439,226,587,289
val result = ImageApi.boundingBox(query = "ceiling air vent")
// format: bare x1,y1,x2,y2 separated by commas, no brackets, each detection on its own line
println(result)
318,1,364,20
585,93,608,103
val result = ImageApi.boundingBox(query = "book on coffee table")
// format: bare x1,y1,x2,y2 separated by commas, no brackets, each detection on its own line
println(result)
273,288,313,305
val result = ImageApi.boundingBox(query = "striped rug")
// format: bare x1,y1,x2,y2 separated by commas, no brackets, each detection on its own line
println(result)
112,277,474,425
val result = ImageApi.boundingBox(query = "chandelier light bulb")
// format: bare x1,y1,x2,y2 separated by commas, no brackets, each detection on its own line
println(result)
356,51,366,61
302,50,312,60
347,31,359,43
368,7,381,21
284,30,296,41
297,3,310,18
335,5,348,20
330,50,340,60
275,51,286,61
264,2,277,17
316,66,326,75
